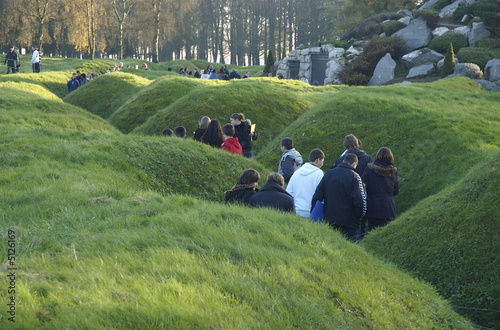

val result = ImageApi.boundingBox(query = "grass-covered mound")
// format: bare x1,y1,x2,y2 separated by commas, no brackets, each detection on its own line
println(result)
1,189,473,328
362,151,500,328
109,76,208,133
0,71,70,99
64,72,152,119
0,81,116,133
256,77,500,213
132,78,326,152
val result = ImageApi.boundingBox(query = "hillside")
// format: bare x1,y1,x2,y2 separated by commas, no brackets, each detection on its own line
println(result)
1,59,498,327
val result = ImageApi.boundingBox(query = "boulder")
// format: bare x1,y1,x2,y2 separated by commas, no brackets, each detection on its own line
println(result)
474,79,500,92
368,53,396,86
432,27,450,37
440,0,476,19
406,63,436,78
419,0,439,10
398,16,411,26
393,17,432,51
468,22,491,47
453,26,471,38
402,48,444,66
484,59,500,82
397,9,413,19
454,63,483,79
346,46,360,56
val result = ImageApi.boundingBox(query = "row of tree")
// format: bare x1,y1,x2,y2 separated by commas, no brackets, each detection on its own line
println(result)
0,0,421,65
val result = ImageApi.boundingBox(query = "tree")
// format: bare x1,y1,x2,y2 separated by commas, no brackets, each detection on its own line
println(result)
113,0,136,60
264,49,275,74
440,42,455,78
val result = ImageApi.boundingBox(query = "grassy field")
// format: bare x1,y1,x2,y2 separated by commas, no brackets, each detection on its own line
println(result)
0,57,498,328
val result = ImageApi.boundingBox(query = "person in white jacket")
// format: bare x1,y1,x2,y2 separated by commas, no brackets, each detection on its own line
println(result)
286,149,325,218
31,46,40,73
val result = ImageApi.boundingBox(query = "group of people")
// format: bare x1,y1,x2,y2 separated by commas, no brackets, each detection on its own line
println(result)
3,45,42,74
225,134,399,242
186,65,250,80
67,70,97,92
163,113,257,158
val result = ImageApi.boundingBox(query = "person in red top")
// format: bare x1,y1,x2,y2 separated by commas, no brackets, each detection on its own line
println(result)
221,124,243,155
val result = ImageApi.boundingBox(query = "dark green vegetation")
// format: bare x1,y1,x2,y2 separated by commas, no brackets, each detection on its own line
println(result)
1,59,498,328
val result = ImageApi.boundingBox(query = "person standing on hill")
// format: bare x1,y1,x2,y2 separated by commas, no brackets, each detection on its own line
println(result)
332,134,372,177
286,149,325,218
278,137,303,184
361,147,399,234
221,124,243,155
31,46,41,73
4,46,18,74
249,173,295,212
312,153,367,241
230,113,257,158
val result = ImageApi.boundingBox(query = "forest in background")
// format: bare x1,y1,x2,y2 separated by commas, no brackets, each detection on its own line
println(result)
0,0,422,64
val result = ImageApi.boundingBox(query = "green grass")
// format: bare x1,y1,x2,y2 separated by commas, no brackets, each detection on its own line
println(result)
362,151,500,329
1,57,498,328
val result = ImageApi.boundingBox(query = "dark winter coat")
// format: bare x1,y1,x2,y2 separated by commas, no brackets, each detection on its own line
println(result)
361,160,399,219
67,78,80,92
312,163,367,229
225,187,259,204
332,148,372,177
193,128,206,141
233,121,255,153
4,50,18,67
249,182,295,212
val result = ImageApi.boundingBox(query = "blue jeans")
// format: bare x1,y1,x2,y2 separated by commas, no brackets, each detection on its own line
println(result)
243,150,253,158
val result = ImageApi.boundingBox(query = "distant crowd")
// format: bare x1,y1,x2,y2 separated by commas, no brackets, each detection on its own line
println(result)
165,113,399,242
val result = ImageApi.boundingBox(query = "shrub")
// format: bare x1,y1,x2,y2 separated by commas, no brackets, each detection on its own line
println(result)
414,9,440,29
433,0,452,10
380,20,406,35
452,0,499,23
429,33,468,54
453,63,483,79
441,43,456,78
482,12,500,37
263,50,275,75
341,12,403,40
457,47,500,69
476,38,500,49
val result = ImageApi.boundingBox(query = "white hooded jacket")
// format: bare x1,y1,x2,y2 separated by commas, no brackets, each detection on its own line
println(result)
286,162,324,218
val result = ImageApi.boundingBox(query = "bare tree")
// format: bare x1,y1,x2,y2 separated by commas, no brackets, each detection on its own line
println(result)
112,0,136,59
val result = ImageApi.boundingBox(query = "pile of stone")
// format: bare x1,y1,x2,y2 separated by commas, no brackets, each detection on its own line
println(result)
276,0,500,90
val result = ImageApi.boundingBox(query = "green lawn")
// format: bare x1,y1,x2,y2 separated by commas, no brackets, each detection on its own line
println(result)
1,57,498,328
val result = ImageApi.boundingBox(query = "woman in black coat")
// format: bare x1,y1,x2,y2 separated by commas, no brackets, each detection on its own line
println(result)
230,113,257,158
225,169,260,204
361,147,399,232
249,173,294,212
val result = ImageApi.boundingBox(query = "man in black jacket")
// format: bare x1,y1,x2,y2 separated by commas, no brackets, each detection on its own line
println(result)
312,153,367,241
249,173,294,212
4,46,18,74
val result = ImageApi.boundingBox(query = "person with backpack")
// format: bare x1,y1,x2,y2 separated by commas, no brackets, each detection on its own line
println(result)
278,137,303,184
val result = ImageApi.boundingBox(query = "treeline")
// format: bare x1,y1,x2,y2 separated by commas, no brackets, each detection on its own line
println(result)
0,0,420,64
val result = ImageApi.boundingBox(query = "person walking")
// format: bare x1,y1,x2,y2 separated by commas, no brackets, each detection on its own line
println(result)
312,153,367,241
277,137,303,184
286,149,325,218
361,147,399,234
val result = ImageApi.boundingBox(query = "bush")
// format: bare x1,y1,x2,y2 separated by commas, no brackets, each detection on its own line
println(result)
452,0,499,23
453,63,483,79
432,0,452,10
380,20,406,35
457,47,500,69
482,12,500,37
441,43,456,78
414,9,440,29
476,38,500,49
341,12,403,40
429,33,468,54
